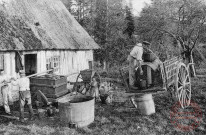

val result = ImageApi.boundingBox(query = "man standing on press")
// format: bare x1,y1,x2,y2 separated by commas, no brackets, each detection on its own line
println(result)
128,36,151,108
128,36,151,87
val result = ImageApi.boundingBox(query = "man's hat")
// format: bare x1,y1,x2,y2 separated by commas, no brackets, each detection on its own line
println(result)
142,41,151,46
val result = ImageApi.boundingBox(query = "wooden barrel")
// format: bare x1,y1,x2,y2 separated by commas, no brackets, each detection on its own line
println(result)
143,52,156,62
58,95,94,127
136,94,155,115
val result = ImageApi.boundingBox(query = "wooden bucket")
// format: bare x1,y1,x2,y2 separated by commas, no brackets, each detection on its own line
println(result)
58,95,94,127
136,94,155,115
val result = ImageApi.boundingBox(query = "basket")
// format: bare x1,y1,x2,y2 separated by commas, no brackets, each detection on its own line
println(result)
80,69,93,81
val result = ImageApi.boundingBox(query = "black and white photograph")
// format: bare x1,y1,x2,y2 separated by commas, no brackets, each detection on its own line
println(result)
0,0,206,134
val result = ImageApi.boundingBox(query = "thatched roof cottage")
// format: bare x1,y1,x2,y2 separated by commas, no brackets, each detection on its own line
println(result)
0,0,99,105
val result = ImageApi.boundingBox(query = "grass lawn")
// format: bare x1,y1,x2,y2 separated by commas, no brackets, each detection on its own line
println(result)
0,69,206,135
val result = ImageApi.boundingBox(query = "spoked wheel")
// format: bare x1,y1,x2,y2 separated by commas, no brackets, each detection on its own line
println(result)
72,71,101,95
175,63,191,109
72,73,87,93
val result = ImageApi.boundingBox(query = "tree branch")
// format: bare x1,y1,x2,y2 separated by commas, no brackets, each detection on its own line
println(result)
156,28,186,52
178,3,185,35
190,18,206,51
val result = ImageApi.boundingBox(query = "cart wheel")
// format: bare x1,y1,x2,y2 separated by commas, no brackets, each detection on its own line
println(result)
72,73,87,93
175,63,191,109
72,71,101,95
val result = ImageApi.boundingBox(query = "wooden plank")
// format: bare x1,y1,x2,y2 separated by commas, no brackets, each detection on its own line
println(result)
126,86,165,93
11,52,16,77
30,82,67,88
0,115,19,120
26,68,58,78
4,53,10,75
159,62,166,89
69,81,88,85
163,57,179,88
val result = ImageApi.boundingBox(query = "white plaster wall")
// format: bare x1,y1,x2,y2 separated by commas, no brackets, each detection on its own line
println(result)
0,50,94,106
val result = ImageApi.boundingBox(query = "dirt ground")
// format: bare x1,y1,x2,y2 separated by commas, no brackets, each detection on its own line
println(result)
0,69,206,135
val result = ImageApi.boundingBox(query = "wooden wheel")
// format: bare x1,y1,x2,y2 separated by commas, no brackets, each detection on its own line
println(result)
72,71,101,95
72,73,87,93
175,63,191,109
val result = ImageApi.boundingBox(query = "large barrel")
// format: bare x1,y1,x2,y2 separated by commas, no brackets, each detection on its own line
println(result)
136,94,155,115
143,52,156,62
58,95,94,127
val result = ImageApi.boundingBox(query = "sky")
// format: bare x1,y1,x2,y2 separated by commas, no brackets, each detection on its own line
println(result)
126,0,151,16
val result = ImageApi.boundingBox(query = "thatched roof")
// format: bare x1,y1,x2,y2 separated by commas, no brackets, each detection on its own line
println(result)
0,0,99,51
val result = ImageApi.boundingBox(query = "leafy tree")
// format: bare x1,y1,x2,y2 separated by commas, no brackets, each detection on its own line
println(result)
123,6,135,38
63,0,134,69
136,0,206,76
94,0,130,69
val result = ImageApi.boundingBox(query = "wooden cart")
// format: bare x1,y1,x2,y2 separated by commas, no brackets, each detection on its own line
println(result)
119,57,192,109
72,69,101,95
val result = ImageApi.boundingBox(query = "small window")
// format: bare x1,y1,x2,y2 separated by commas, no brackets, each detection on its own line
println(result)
0,54,4,71
46,56,60,72
53,56,60,72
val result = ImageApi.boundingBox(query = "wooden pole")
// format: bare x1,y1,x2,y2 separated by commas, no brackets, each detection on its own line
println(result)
26,69,54,78
25,68,79,79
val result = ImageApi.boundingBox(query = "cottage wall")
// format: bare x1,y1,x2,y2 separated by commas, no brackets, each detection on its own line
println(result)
0,50,93,106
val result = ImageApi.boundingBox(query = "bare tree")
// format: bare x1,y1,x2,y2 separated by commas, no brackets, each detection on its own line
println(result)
137,0,206,77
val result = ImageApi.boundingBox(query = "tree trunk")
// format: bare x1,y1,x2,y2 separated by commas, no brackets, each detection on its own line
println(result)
189,54,196,78
185,51,196,78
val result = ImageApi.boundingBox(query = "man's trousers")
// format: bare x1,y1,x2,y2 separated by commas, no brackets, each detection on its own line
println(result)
1,84,13,114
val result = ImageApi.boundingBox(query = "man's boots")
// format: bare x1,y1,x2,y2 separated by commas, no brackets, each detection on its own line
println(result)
28,104,35,121
19,106,25,123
